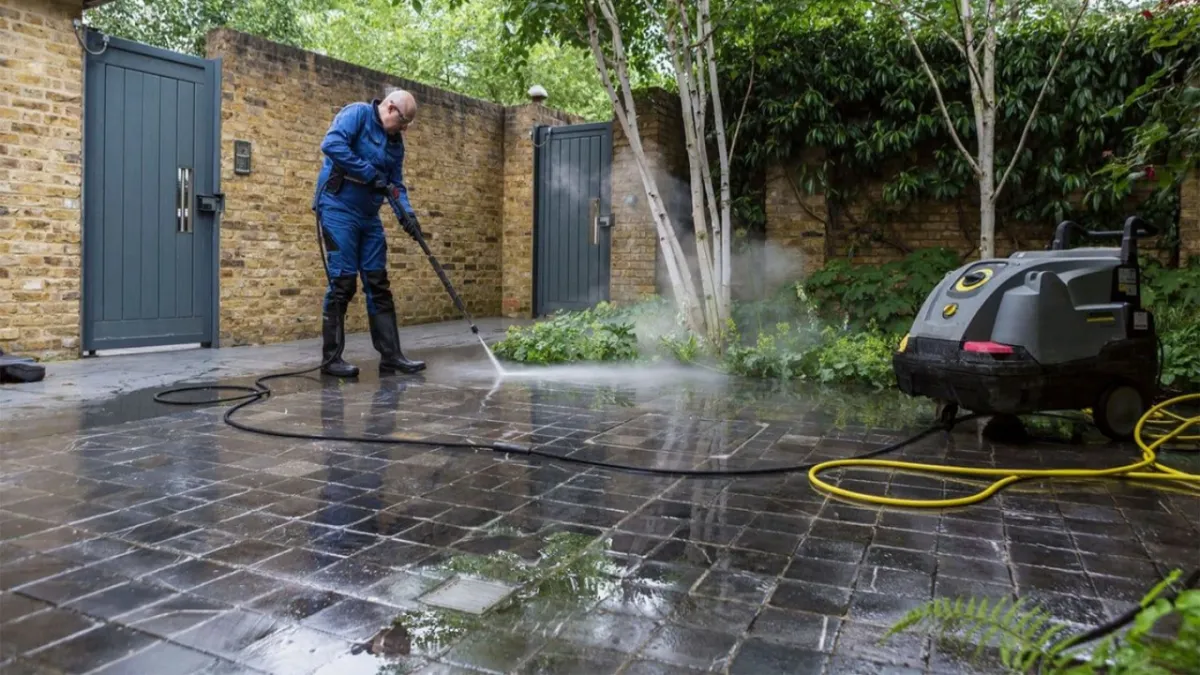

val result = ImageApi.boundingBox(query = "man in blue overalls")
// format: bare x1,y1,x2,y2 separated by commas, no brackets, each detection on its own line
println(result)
313,89,426,378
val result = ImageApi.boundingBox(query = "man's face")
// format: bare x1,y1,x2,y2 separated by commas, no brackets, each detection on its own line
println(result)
381,99,414,136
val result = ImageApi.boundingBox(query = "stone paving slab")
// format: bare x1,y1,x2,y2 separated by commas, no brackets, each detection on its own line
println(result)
0,318,525,426
1,349,1198,674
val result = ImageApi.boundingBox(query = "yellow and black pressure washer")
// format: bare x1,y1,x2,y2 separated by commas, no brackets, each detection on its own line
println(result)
893,216,1162,441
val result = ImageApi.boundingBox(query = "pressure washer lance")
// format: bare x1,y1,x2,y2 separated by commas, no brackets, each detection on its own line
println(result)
385,192,479,336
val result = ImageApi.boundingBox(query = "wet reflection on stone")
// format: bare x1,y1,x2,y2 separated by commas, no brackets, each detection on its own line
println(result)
2,349,1197,673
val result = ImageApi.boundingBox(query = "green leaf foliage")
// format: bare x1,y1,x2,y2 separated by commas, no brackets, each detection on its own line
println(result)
1142,255,1200,391
717,6,1200,243
84,0,633,120
299,0,618,120
490,302,640,364
884,569,1200,675
799,248,962,334
1093,2,1200,211
84,0,306,55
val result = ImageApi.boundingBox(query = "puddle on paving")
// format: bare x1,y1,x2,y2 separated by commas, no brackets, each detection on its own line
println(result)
3,339,1191,674
3,333,1115,454
356,529,622,671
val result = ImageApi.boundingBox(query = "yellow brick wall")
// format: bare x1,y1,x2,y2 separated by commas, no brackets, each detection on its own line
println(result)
765,155,828,275
1181,167,1199,264
206,29,511,346
0,0,84,359
610,88,684,304
765,158,1184,268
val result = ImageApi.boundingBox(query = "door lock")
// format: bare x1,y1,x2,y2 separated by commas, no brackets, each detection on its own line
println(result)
197,193,225,214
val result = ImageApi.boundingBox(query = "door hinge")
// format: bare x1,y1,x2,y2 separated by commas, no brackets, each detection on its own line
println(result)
197,193,225,214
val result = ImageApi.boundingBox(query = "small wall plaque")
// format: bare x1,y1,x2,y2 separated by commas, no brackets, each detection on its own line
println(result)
234,140,251,175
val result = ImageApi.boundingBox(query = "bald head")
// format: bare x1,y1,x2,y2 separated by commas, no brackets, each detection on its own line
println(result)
378,90,417,136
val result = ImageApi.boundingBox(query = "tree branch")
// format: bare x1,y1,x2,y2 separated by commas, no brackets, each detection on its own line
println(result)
688,25,715,50
728,61,754,163
881,0,982,177
994,0,1090,202
894,2,985,92
783,167,828,226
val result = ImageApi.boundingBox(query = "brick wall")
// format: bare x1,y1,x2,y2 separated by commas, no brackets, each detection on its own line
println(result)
207,29,513,346
0,0,84,360
1181,167,1200,264
765,156,1187,268
501,103,581,318
765,155,828,275
610,88,686,304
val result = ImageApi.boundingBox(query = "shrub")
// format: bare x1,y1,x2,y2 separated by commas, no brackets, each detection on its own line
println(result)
724,322,821,380
1143,258,1200,391
730,283,810,339
812,328,899,388
491,302,638,364
723,322,901,390
800,248,962,334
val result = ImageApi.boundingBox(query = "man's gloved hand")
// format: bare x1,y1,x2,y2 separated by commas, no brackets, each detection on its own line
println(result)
400,211,423,241
371,176,388,193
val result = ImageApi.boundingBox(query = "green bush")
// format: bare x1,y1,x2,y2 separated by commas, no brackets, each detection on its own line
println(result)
1143,258,1200,391
491,302,637,364
813,329,899,388
730,283,810,339
724,322,821,381
493,252,1199,393
723,322,901,389
800,248,961,334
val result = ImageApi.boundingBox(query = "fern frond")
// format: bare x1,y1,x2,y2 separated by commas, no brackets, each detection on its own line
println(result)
886,594,1075,672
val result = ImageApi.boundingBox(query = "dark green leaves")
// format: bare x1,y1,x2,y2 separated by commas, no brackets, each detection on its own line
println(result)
717,8,1199,235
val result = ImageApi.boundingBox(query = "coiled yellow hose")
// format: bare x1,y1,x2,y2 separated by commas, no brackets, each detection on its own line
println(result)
807,393,1200,508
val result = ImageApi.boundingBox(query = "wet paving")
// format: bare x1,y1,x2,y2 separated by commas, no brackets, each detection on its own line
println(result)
1,345,1198,674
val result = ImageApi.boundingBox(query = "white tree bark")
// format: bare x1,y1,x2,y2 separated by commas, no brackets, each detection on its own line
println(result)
585,0,705,334
700,0,733,326
665,7,721,337
976,0,998,259
884,0,1089,261
582,0,740,343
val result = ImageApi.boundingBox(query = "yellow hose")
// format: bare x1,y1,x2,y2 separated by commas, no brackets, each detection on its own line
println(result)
807,393,1200,508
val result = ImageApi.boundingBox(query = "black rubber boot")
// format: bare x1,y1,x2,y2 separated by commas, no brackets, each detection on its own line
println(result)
369,311,425,374
321,311,360,378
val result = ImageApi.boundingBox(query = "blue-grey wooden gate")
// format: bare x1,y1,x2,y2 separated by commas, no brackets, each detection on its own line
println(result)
82,33,222,352
533,122,613,316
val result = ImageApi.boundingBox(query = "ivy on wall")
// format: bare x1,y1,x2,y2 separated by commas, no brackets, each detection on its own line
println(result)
716,7,1200,258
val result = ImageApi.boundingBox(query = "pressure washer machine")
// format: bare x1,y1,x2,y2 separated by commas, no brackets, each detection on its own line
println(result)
893,216,1161,441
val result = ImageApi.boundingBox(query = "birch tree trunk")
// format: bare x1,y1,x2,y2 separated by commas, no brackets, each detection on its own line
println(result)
703,3,734,326
978,0,998,259
580,0,740,344
585,0,706,335
668,17,722,337
886,0,1090,262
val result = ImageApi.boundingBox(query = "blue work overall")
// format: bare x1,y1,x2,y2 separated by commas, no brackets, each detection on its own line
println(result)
313,100,415,317
312,99,424,376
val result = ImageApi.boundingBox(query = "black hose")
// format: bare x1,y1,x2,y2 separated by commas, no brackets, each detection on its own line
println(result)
1046,566,1200,672
155,360,982,478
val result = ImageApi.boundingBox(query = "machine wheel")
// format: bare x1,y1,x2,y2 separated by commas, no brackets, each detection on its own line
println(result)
935,401,959,430
1092,383,1147,442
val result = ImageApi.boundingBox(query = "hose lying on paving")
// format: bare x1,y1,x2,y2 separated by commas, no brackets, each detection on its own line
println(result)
806,392,1200,508
155,374,1199,655
151,182,1199,652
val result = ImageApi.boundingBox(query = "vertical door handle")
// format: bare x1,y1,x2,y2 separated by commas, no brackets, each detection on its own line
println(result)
590,197,599,246
177,166,193,233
